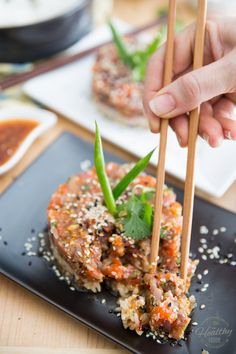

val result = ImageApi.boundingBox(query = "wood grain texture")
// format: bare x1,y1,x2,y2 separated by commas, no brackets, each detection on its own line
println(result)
181,0,207,281
0,348,128,354
0,0,235,351
150,0,176,270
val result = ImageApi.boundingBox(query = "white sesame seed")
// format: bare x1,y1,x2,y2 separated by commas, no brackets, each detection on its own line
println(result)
192,322,198,326
200,288,207,292
230,261,236,266
69,286,75,291
101,299,106,304
202,255,207,261
200,304,206,310
202,244,207,249
210,254,214,259
200,226,208,235
220,227,226,232
27,251,37,256
198,247,204,253
203,283,209,288
80,159,91,171
212,229,219,235
227,253,233,259
203,269,208,275
197,274,202,280
200,238,207,244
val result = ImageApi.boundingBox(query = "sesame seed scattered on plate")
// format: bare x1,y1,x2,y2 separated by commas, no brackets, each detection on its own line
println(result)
200,226,208,234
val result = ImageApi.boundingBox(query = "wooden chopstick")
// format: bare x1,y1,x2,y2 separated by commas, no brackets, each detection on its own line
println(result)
0,17,166,91
181,0,207,282
150,0,176,272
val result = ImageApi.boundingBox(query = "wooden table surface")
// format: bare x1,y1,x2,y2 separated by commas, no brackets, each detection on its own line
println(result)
0,1,236,353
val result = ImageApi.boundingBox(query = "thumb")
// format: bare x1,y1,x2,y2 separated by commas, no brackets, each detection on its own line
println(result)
149,55,235,119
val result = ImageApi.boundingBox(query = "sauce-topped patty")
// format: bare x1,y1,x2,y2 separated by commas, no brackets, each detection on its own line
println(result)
48,163,198,340
0,119,38,166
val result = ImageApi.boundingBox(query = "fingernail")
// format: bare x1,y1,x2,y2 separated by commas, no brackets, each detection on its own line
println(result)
149,94,176,117
202,134,209,143
215,136,224,147
224,130,232,140
177,135,182,146
149,118,160,133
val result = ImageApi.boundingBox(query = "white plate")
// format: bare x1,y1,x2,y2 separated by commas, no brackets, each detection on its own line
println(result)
23,22,236,197
0,106,57,174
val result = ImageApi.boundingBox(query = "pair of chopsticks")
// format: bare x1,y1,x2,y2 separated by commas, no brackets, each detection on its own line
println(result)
150,0,207,283
0,17,166,91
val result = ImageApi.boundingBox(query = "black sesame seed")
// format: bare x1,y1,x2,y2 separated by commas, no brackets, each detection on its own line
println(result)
28,261,32,266
178,342,183,347
31,228,35,233
0,227,2,232
21,252,26,256
3,241,8,246
168,302,172,307
197,280,202,285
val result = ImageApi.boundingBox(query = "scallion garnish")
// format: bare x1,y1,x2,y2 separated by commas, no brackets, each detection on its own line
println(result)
108,21,134,68
112,148,155,200
108,21,166,81
94,122,117,215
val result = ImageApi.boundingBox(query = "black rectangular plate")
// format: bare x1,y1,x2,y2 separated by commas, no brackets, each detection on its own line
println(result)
0,132,236,354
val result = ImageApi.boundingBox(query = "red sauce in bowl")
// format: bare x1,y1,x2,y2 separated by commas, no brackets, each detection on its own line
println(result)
0,119,38,167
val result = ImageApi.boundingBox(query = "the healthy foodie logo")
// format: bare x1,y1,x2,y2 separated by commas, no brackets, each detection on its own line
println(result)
194,316,232,349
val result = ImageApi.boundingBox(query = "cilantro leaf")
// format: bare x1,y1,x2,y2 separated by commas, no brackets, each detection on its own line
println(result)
124,213,150,240
117,192,153,240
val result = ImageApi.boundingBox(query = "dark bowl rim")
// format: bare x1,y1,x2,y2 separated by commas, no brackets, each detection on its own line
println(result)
0,0,91,31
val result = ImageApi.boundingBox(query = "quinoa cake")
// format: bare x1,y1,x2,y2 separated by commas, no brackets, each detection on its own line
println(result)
47,163,198,340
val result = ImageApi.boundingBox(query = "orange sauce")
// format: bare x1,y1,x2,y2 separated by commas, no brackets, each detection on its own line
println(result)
0,119,38,166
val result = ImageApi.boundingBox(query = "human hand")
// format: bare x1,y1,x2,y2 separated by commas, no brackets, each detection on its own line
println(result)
143,17,236,147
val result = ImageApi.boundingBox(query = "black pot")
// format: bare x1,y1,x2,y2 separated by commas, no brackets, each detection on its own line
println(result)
0,0,92,63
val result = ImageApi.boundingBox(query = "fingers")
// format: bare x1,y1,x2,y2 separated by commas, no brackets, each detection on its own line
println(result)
170,98,236,148
198,102,224,147
213,97,236,140
148,52,236,120
143,24,196,132
169,115,189,147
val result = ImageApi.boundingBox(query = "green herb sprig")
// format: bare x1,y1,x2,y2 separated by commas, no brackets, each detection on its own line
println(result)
94,122,155,217
116,190,155,240
112,148,155,200
108,21,166,82
94,122,117,215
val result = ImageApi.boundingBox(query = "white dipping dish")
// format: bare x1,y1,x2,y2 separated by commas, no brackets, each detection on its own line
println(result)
0,106,57,175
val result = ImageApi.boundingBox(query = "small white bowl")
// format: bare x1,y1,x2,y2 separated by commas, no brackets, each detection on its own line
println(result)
0,106,57,175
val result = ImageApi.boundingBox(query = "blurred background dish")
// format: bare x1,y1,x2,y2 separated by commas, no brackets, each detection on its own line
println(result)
0,0,92,63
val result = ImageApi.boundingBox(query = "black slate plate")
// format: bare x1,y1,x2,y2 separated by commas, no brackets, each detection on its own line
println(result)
0,132,236,354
